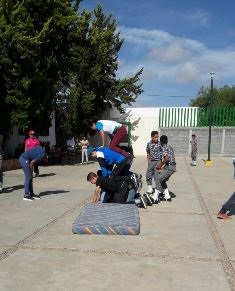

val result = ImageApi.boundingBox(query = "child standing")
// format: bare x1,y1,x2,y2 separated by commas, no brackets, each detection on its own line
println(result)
190,134,197,166
80,137,89,164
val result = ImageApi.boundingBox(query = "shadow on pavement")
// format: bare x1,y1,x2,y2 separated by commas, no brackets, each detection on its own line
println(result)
2,185,24,193
170,191,176,198
38,173,56,178
39,190,70,197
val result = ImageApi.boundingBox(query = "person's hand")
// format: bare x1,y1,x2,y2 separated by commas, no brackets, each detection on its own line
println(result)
92,192,100,203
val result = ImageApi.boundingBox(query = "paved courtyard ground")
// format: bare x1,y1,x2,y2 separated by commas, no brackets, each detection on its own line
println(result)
0,156,234,291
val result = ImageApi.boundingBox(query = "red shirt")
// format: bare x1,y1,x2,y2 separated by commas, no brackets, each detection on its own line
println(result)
25,138,40,150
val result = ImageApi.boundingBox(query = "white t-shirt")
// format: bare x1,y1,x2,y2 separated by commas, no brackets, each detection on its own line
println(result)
96,120,122,134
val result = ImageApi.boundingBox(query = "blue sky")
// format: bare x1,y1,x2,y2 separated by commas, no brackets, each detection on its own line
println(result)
80,0,235,107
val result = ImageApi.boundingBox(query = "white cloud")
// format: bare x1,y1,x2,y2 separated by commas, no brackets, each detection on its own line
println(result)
176,62,199,83
186,9,210,26
148,41,190,63
118,26,235,85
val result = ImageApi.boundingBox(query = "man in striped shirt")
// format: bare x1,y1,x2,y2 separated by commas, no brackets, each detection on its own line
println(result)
145,131,162,194
151,135,176,202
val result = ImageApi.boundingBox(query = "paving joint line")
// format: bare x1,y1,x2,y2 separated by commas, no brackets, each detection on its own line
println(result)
0,198,90,262
18,244,223,262
184,157,235,291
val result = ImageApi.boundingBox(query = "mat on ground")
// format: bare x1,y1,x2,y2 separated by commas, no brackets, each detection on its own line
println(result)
72,202,140,235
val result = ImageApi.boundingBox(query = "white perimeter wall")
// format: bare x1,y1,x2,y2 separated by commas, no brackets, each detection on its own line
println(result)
109,107,160,156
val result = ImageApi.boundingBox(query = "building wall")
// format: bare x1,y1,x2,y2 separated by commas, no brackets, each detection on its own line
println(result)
1,113,56,157
107,107,235,157
159,127,235,156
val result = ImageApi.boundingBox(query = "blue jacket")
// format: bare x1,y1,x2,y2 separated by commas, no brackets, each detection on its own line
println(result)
96,147,125,177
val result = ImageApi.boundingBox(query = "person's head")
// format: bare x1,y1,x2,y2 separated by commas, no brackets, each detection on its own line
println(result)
151,131,159,143
160,135,168,146
87,146,96,157
87,172,98,184
88,118,98,131
82,136,86,140
29,130,35,139
192,134,196,139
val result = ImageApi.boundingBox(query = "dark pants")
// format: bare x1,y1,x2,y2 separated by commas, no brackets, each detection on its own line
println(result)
19,157,33,195
0,156,3,189
110,155,133,179
220,192,235,214
109,125,129,157
111,181,129,203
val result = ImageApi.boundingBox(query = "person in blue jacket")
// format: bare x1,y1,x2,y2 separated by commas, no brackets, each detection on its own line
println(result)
19,145,45,201
87,146,132,178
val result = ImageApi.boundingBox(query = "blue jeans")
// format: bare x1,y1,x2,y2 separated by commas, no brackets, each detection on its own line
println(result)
19,157,33,195
233,159,235,179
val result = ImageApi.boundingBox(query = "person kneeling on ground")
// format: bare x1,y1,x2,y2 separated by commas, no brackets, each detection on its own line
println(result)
217,192,235,220
87,172,151,208
151,135,176,203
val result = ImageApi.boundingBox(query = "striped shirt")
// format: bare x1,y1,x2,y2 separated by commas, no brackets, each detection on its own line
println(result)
161,144,176,165
146,140,162,161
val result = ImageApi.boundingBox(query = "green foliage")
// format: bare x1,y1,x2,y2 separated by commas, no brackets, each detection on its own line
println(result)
0,1,143,141
189,85,235,107
0,0,78,134
63,4,143,134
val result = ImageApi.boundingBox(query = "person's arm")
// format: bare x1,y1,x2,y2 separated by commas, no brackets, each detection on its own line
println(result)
97,157,109,177
92,186,101,203
146,143,150,160
29,160,37,175
25,140,28,151
99,130,105,147
156,154,169,170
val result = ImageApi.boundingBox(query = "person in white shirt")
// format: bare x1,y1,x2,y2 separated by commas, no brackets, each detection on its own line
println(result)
80,136,89,164
88,119,129,157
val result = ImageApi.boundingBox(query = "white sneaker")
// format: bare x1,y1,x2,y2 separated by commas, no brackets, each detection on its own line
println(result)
163,188,171,200
150,189,161,202
147,185,153,194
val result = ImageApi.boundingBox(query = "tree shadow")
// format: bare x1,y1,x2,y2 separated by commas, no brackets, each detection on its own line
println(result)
119,110,141,143
2,185,24,193
39,189,70,197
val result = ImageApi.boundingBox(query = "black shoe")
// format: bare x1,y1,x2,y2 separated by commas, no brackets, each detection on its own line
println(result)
160,197,166,201
31,193,41,200
130,174,138,189
144,193,153,206
166,198,172,202
23,194,34,201
139,196,147,209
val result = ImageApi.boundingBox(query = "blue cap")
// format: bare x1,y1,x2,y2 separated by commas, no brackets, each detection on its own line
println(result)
87,146,95,156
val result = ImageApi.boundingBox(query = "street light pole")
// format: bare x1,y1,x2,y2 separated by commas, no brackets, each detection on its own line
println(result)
206,72,215,166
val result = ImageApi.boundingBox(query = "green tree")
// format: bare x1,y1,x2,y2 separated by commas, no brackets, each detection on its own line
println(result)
65,4,143,134
189,85,235,107
0,0,79,139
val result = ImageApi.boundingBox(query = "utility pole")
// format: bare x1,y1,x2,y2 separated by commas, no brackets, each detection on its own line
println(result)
206,72,215,166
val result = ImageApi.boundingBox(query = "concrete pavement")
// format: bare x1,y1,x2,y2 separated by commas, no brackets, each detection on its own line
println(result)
0,156,234,291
